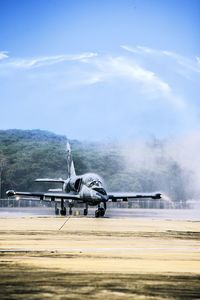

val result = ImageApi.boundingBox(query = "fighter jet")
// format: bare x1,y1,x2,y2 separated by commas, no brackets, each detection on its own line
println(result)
6,143,161,217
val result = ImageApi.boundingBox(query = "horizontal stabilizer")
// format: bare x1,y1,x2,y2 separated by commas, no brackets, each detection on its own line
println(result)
35,178,65,184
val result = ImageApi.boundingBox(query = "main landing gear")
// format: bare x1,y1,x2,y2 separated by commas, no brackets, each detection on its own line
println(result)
55,202,67,216
83,203,88,216
55,201,107,218
55,200,69,216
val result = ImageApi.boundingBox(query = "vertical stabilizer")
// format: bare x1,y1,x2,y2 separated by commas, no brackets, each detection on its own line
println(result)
66,142,76,178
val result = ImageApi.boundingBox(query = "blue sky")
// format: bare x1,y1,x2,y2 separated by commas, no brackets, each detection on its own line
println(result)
0,0,200,141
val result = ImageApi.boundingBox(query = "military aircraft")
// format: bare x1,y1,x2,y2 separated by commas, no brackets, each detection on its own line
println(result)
6,143,161,217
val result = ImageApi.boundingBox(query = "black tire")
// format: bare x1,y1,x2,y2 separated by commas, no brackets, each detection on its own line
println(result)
60,208,67,216
69,208,72,215
83,208,88,216
99,207,105,217
95,209,100,218
55,208,60,215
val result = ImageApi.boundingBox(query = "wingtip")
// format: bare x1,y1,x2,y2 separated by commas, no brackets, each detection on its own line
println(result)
153,193,162,199
6,190,15,197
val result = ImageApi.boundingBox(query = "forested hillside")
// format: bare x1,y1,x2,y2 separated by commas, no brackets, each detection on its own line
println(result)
0,129,194,202
0,129,125,196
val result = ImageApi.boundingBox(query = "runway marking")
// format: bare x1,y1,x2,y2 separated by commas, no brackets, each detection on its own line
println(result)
58,215,71,231
1,247,200,253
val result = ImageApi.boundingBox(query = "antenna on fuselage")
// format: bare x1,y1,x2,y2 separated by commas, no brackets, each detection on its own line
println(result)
66,142,76,178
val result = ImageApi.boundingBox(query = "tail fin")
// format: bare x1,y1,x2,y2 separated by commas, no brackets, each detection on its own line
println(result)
66,142,76,178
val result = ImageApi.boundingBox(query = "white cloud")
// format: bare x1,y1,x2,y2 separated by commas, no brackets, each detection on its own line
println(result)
0,51,9,60
121,45,139,54
66,54,171,94
121,45,200,74
109,56,171,95
2,52,97,69
0,49,187,109
64,73,103,88
1,48,197,141
77,75,103,86
89,55,186,108
113,58,171,95
137,46,157,54
162,51,200,73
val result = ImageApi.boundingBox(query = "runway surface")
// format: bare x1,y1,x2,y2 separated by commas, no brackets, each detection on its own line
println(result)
0,211,200,299
0,207,200,221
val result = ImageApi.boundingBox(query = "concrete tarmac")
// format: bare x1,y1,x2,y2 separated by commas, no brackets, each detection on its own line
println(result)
0,207,200,220
0,211,200,299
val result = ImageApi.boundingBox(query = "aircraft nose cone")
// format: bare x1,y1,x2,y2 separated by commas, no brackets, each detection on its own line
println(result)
91,186,108,202
90,188,108,202
92,186,107,195
96,192,108,202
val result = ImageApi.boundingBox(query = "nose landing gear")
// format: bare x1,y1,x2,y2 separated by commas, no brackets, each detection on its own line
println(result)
95,207,105,217
95,202,106,218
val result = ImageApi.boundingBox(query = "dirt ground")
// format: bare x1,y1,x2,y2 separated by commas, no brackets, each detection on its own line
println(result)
0,216,200,299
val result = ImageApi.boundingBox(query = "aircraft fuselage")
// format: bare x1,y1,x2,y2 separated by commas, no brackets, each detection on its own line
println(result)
63,173,108,206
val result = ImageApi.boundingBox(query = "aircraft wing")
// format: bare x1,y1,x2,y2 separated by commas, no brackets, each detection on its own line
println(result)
6,190,80,201
108,192,161,202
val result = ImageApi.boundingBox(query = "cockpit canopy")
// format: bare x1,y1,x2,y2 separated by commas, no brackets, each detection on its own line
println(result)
82,173,104,188
66,173,106,195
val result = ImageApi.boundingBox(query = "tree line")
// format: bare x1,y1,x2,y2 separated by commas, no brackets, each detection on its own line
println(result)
0,129,193,202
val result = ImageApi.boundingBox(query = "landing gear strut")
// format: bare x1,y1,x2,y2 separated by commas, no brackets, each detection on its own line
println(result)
60,199,67,216
54,199,75,216
55,203,60,215
60,207,67,216
84,204,88,216
95,203,107,218
69,201,74,215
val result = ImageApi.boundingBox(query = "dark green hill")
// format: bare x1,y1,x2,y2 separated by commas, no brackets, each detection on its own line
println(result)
0,129,124,196
0,129,193,202
0,130,67,195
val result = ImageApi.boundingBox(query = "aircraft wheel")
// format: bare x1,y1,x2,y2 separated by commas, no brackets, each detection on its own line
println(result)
69,208,73,215
60,207,67,216
95,209,100,218
83,208,88,216
55,208,60,215
99,208,105,217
